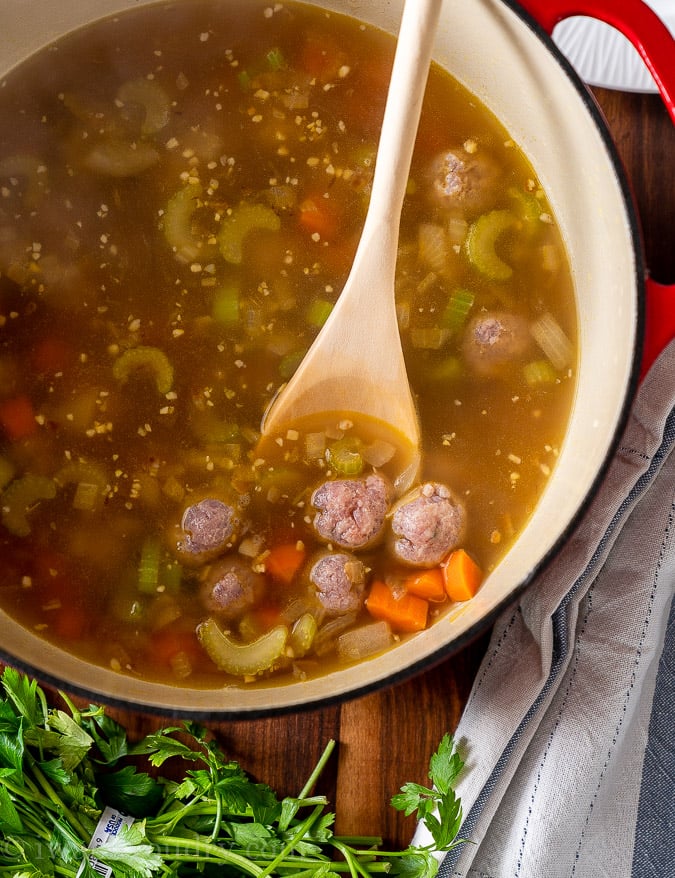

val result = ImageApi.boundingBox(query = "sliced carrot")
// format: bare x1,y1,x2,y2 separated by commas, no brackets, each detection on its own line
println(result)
264,541,306,585
0,395,37,441
298,197,340,241
404,567,446,602
365,579,428,633
442,549,483,602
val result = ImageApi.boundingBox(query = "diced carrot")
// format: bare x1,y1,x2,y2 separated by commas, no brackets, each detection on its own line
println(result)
34,549,71,585
32,337,75,375
264,541,307,585
0,395,37,441
150,627,202,668
251,602,284,631
442,549,483,602
404,567,446,602
298,197,340,241
53,606,87,641
299,31,348,80
365,579,428,633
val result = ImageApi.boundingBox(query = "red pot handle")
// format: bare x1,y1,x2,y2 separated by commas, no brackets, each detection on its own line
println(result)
518,0,675,380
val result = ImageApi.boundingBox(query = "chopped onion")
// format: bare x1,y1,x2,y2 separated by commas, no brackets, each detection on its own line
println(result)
362,438,396,467
337,620,393,662
394,451,421,495
418,222,448,273
304,431,326,460
530,312,573,370
313,612,358,656
446,212,468,246
238,535,265,558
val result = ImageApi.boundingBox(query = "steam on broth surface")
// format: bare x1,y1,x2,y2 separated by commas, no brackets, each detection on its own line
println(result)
0,0,576,687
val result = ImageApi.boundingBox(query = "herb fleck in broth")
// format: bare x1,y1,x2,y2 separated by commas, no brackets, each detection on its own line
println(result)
0,0,576,687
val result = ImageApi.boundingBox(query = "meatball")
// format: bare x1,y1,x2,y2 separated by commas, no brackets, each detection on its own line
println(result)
311,474,390,550
171,498,240,566
426,148,499,213
309,552,366,615
390,482,465,567
199,556,264,621
462,311,532,377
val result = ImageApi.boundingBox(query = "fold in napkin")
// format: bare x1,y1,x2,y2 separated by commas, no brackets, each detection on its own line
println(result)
413,341,675,878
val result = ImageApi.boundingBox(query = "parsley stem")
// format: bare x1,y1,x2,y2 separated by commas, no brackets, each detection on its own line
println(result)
210,787,224,843
151,833,265,876
298,739,336,800
259,802,326,878
25,754,90,841
278,739,336,833
0,775,60,812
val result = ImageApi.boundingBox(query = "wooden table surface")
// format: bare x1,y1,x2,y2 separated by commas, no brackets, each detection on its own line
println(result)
4,82,675,853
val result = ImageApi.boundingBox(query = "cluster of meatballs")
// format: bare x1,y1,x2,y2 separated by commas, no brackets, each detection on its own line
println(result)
165,143,538,640
168,473,466,632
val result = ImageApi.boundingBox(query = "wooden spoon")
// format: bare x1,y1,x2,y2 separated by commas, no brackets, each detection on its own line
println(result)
261,0,443,459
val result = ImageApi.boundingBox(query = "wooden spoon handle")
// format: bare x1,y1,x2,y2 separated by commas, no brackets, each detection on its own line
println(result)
364,0,444,236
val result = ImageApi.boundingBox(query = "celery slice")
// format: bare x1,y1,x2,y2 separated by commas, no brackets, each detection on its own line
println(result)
0,154,47,206
508,186,542,229
441,288,475,333
266,47,286,71
83,139,159,177
290,613,318,658
212,282,240,324
279,350,306,380
55,460,109,511
410,326,450,350
218,203,281,265
306,298,334,328
197,618,288,676
429,356,462,382
465,209,517,280
138,537,162,594
326,437,364,476
163,182,203,263
0,457,16,492
117,77,170,135
113,346,173,394
1,474,56,537
523,359,558,386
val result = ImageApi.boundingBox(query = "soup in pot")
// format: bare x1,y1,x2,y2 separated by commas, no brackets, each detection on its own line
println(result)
0,0,577,686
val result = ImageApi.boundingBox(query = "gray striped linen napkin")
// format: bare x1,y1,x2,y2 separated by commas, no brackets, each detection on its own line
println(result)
412,340,675,878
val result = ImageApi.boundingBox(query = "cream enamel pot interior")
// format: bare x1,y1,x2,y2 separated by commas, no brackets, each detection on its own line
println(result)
1,0,674,717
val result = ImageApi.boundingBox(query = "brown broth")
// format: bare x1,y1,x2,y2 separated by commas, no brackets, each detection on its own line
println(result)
0,0,577,687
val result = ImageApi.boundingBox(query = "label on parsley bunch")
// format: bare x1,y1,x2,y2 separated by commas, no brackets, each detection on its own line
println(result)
76,807,135,877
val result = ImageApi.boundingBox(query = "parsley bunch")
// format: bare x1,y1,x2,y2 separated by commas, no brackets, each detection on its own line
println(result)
0,667,466,878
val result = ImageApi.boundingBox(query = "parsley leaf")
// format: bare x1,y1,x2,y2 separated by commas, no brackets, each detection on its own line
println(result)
97,765,163,817
391,733,466,854
85,821,163,877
